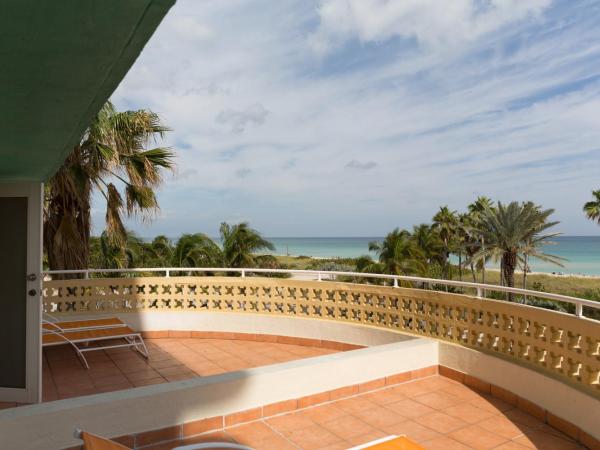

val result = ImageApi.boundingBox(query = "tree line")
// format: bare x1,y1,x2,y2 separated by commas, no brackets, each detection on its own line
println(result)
362,198,564,300
89,222,276,272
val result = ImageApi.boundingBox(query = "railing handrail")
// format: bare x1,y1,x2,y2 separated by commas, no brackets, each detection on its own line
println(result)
42,267,600,317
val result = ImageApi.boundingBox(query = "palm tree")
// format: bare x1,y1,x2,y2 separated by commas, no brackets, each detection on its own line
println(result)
148,235,174,266
411,224,444,266
44,101,174,272
90,230,146,270
369,229,426,276
471,201,562,300
171,233,222,268
432,206,458,281
466,197,495,284
583,190,600,224
519,203,566,292
220,222,275,268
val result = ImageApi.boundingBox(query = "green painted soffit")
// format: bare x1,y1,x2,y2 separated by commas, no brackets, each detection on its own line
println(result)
0,0,175,182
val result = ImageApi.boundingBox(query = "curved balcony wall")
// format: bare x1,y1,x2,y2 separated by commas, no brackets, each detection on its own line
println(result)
43,276,600,400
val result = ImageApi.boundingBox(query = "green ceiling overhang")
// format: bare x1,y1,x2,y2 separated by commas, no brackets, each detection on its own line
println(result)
0,0,175,182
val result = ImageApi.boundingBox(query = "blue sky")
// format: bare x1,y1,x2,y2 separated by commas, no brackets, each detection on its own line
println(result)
99,0,600,237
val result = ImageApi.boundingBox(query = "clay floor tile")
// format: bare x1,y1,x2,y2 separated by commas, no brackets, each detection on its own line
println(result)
449,424,509,450
413,391,464,410
415,411,469,434
443,402,496,424
299,403,349,423
384,398,437,419
133,377,165,387
266,412,317,434
286,424,343,450
380,419,443,443
335,396,379,414
477,415,531,440
320,415,379,440
350,405,409,429
421,436,473,450
225,421,278,444
513,429,580,450
470,394,515,414
362,388,407,405
345,430,389,446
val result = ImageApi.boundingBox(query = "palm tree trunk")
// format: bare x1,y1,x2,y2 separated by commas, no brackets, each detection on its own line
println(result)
523,254,528,301
481,237,486,286
503,252,517,301
443,238,449,291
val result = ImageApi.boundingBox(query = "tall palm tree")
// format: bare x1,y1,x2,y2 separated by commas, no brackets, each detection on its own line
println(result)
220,222,275,268
583,190,600,224
466,196,495,284
432,206,458,281
411,224,444,266
519,202,566,292
44,101,174,272
171,233,222,268
90,230,146,270
148,235,174,266
471,201,562,300
369,229,426,276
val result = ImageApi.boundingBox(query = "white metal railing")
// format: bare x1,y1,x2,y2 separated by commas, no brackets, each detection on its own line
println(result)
43,267,600,319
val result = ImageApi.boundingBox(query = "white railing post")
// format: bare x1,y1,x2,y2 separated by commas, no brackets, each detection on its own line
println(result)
241,269,246,278
165,269,170,278
476,287,482,298
393,278,398,288
84,270,89,279
576,302,583,317
317,272,322,282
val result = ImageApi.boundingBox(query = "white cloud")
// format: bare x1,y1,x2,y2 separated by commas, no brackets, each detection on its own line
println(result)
216,104,270,133
309,0,551,54
105,0,600,237
346,160,377,170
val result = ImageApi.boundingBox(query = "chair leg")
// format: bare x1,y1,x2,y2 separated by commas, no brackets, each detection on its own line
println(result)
73,346,90,369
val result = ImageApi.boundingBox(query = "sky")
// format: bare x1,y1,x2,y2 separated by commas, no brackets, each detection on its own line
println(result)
99,0,600,237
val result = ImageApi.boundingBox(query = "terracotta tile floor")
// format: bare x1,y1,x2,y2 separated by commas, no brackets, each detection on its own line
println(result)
37,338,340,402
140,376,584,450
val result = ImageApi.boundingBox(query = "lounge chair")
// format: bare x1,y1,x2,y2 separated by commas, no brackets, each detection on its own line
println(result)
43,313,125,332
347,435,425,449
42,324,148,369
74,428,254,450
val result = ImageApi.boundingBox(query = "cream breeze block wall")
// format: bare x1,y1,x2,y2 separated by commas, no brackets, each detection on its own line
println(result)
439,343,600,441
0,339,437,450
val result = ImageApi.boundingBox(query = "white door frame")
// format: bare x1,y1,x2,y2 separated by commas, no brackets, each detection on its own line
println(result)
0,182,42,403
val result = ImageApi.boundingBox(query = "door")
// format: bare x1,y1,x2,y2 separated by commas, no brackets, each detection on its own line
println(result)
0,183,42,403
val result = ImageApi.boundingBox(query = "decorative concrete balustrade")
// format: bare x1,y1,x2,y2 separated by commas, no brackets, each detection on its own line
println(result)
42,273,600,399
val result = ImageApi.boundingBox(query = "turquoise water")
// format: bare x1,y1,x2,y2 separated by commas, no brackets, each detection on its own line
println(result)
267,236,600,276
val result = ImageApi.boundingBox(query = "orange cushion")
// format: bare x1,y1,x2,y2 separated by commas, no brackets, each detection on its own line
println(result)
81,431,131,450
363,436,425,449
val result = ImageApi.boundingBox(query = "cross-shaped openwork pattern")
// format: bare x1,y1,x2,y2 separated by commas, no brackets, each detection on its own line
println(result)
42,276,600,398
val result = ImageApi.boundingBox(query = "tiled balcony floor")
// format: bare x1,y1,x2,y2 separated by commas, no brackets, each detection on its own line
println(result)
38,338,340,402
141,376,583,450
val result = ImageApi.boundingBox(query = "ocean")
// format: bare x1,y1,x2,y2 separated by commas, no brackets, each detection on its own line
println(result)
266,236,600,276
